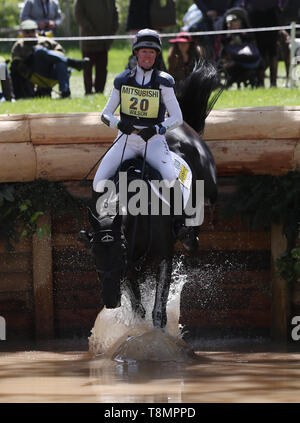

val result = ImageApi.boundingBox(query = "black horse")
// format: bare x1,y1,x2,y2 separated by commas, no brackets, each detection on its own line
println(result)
82,60,221,329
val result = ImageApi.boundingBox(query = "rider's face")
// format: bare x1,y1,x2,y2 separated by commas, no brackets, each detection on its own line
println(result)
178,42,190,55
136,48,157,69
227,19,241,29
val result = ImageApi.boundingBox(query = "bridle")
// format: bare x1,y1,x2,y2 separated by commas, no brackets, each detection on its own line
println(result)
90,226,127,279
91,151,156,279
90,212,153,277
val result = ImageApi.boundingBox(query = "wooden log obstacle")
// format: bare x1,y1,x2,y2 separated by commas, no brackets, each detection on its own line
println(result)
0,106,299,342
0,107,300,183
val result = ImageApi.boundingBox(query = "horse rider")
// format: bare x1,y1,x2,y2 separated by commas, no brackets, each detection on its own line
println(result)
94,28,195,247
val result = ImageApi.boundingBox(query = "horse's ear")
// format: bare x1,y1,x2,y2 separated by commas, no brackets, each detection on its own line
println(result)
87,207,100,231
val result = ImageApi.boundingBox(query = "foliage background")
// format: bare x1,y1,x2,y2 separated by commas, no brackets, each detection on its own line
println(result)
0,0,20,30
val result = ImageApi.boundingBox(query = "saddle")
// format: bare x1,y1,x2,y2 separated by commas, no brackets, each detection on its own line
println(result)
117,157,199,252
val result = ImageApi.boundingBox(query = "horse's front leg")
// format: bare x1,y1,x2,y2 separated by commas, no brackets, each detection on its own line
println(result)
152,257,172,328
122,270,146,319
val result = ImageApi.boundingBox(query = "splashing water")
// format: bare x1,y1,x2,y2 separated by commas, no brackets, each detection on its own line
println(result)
88,257,195,362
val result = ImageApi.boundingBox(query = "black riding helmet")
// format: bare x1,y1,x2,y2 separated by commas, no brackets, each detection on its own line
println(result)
132,29,163,70
132,28,162,53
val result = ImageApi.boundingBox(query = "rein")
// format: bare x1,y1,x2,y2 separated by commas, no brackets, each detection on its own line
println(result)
80,132,125,185
128,139,151,266
91,129,154,275
129,213,153,271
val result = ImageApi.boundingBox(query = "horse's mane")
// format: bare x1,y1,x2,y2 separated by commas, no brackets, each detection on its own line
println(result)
176,60,223,134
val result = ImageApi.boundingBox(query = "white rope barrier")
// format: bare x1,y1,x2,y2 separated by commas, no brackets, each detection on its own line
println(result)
0,22,299,88
0,23,299,42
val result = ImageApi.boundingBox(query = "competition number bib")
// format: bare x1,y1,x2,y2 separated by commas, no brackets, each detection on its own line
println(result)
121,85,160,119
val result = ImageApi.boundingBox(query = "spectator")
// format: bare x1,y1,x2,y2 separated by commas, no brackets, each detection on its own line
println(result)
125,0,175,71
10,19,89,99
20,0,62,35
280,0,299,25
277,0,296,86
168,32,203,93
126,0,151,33
241,0,289,87
193,0,244,30
126,0,175,33
74,0,119,95
219,10,262,87
190,0,243,58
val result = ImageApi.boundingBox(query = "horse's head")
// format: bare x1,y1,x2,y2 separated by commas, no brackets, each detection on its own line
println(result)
88,208,126,309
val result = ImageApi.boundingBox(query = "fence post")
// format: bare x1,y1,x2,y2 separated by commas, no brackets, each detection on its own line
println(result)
270,222,290,342
289,22,297,88
32,213,54,339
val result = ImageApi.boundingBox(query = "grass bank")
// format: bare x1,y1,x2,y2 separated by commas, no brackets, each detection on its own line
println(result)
0,45,299,114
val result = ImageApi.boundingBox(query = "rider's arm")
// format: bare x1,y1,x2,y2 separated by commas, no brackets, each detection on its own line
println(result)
101,87,120,129
160,85,183,131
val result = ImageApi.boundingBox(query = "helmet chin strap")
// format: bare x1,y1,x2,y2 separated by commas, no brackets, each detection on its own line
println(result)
140,65,154,71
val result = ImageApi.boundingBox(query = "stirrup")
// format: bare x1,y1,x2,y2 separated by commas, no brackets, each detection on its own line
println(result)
78,229,92,247
175,225,198,252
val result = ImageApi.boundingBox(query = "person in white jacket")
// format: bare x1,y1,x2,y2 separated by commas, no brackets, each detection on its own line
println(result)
94,29,183,192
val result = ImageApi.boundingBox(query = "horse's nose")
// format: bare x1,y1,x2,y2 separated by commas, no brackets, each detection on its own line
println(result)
102,275,121,309
105,295,121,309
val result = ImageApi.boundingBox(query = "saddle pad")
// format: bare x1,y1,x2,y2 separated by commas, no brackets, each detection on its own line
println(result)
148,152,192,209
171,152,192,208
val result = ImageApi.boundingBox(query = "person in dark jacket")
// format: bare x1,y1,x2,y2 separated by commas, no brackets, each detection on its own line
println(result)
74,0,119,95
20,0,62,35
126,0,151,32
193,0,244,30
126,0,167,71
191,0,243,58
219,10,262,87
241,0,289,86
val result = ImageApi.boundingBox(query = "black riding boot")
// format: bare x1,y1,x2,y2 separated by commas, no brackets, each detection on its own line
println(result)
67,57,90,71
170,184,199,252
173,216,199,252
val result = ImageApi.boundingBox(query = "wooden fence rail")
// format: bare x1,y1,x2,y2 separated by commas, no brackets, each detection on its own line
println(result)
0,106,300,182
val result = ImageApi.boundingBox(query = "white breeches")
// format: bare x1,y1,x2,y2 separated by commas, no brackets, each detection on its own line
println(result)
93,131,177,192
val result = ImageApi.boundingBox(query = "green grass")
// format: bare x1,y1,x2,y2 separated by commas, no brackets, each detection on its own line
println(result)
0,45,299,114
214,87,300,109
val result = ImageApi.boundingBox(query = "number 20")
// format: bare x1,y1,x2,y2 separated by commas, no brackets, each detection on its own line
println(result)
130,97,149,112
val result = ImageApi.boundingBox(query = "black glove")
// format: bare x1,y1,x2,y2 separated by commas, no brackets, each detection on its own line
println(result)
138,126,157,142
117,120,134,135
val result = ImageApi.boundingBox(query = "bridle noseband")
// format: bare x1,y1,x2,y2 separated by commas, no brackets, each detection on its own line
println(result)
93,229,115,244
91,227,127,279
